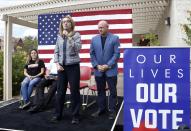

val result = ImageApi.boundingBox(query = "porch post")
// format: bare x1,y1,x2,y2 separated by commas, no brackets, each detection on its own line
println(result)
3,16,13,100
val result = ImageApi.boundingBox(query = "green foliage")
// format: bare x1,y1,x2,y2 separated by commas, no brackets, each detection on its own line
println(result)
182,11,191,46
22,36,38,52
0,51,27,99
144,33,160,46
0,36,37,99
0,52,3,99
12,36,37,96
12,51,27,96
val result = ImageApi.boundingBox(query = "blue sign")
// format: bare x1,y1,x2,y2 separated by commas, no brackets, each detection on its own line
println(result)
124,48,190,131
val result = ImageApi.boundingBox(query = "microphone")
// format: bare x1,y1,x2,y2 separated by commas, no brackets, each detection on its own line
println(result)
63,29,68,39
63,35,66,39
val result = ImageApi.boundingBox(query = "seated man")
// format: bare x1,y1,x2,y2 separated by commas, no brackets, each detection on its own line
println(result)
28,58,57,113
138,35,150,46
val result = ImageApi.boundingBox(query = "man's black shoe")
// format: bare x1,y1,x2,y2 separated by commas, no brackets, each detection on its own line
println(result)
108,112,116,120
50,116,61,123
91,110,105,118
71,117,79,124
40,105,47,111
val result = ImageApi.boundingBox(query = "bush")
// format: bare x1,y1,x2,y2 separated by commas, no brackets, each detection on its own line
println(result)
12,51,27,96
182,11,191,46
0,36,37,100
0,51,27,100
144,33,160,46
22,36,38,52
0,52,3,99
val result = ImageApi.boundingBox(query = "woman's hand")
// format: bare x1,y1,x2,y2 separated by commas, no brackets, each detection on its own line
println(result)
28,75,33,80
28,75,37,80
45,75,49,79
56,64,64,71
63,30,68,37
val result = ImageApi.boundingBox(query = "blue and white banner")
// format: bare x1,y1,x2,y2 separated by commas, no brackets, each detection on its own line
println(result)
124,48,190,131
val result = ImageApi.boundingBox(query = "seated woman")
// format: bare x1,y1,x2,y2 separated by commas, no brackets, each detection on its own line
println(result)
28,58,57,113
19,49,45,109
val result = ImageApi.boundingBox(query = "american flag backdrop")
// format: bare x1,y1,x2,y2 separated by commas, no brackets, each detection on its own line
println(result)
38,9,133,72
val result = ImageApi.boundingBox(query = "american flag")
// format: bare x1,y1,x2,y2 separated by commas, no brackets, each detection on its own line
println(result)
38,9,133,72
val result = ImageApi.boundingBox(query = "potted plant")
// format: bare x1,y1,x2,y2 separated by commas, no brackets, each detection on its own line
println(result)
144,33,160,46
182,11,191,46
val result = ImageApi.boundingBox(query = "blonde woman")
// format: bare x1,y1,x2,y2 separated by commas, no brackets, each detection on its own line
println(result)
52,15,81,124
20,49,45,109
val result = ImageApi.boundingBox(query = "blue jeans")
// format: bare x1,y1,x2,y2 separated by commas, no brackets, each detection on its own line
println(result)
20,77,41,103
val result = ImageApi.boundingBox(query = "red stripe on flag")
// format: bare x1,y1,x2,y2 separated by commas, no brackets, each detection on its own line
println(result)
41,59,123,73
120,48,125,53
81,39,132,44
81,40,90,44
118,68,123,73
75,19,132,26
80,49,125,53
79,49,89,53
120,39,132,43
80,58,123,63
79,29,133,35
38,48,126,54
42,58,51,63
72,9,132,17
38,50,54,54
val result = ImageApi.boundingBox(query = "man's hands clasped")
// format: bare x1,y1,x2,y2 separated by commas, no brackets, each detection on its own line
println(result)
97,64,110,72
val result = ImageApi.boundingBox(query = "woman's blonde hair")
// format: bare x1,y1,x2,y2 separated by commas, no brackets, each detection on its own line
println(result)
59,15,75,36
26,49,39,64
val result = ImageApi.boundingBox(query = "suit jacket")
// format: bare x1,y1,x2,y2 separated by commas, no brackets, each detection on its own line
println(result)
90,33,120,77
54,32,81,66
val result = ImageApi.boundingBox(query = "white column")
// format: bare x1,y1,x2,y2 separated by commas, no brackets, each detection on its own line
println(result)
1,15,37,101
157,0,191,46
3,20,7,101
3,16,12,100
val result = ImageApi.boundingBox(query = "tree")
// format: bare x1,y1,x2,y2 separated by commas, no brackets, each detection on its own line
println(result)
12,51,27,96
0,52,3,99
22,36,38,52
12,36,37,96
0,36,38,100
182,11,191,46
0,51,27,100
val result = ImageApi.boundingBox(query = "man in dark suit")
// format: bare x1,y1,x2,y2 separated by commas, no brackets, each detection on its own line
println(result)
90,20,120,120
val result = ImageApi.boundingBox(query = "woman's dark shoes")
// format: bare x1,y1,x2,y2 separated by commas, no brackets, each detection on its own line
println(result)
71,117,79,124
50,116,61,123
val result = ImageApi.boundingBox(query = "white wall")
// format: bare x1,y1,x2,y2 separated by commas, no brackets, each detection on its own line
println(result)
157,0,191,47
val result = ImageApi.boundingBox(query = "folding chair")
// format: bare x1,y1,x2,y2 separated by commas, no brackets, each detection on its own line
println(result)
79,66,92,107
65,66,92,108
85,84,110,109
